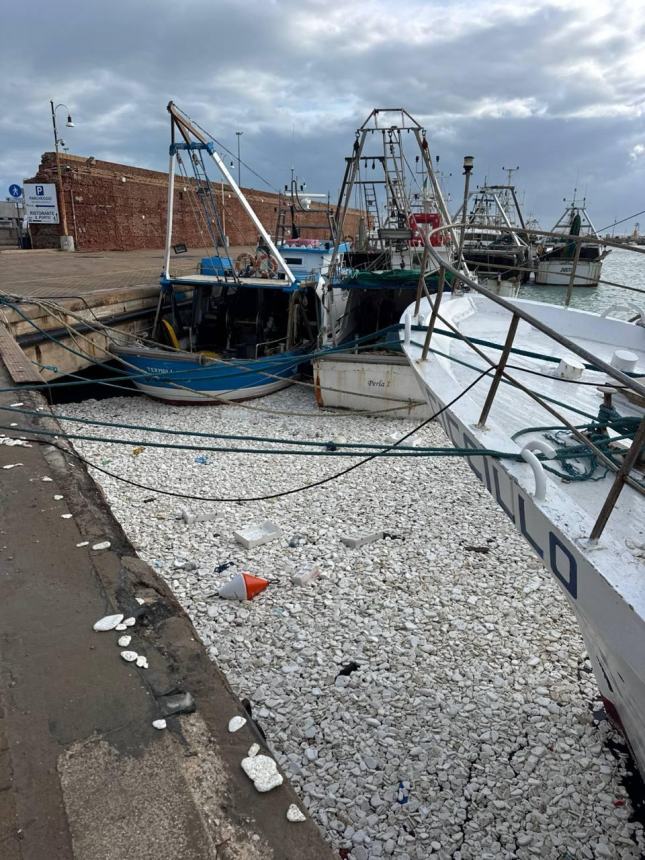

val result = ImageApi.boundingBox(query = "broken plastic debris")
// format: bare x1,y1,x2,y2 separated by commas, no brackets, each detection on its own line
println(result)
286,804,306,822
292,565,321,586
135,597,145,605
241,753,283,793
396,780,411,804
92,541,111,551
120,650,138,663
2,463,23,470
161,692,195,716
234,520,281,549
136,655,149,669
117,635,132,647
76,541,89,547
93,613,125,632
228,715,247,733
152,719,167,730
194,455,209,465
340,531,383,549
219,572,269,601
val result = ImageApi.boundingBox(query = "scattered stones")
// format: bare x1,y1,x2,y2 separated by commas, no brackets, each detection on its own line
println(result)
61,385,645,859
292,565,321,586
120,650,138,663
123,617,136,627
93,613,124,632
135,655,149,669
234,520,282,549
115,623,128,631
228,715,247,733
117,635,132,647
286,803,306,822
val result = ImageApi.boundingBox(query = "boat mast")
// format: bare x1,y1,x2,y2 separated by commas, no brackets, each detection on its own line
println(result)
162,115,177,280
166,102,297,285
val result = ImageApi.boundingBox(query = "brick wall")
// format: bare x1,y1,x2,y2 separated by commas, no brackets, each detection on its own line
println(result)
25,153,360,252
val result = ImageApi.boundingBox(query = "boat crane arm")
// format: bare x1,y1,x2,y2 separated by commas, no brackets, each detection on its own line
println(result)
166,101,297,285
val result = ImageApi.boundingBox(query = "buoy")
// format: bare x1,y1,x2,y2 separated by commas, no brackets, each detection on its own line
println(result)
218,572,269,601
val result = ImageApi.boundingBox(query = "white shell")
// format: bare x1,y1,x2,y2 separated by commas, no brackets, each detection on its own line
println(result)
152,719,167,730
92,541,111,551
241,754,284,793
286,804,306,822
228,715,247,733
76,541,89,547
93,613,124,632
123,617,136,627
120,650,138,662
117,635,131,647
135,655,149,669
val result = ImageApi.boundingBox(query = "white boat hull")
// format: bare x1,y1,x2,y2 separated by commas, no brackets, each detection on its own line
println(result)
402,295,645,774
535,258,602,287
130,376,293,404
313,353,431,418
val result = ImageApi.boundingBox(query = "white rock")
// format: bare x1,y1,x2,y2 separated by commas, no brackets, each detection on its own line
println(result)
76,541,89,547
247,743,260,758
117,635,132,647
228,716,247,733
286,803,306,822
135,655,149,669
41,476,53,482
53,495,64,501
61,513,73,519
241,753,283,792
152,719,167,730
123,617,136,627
91,541,111,551
115,623,128,631
93,613,124,632
120,650,138,662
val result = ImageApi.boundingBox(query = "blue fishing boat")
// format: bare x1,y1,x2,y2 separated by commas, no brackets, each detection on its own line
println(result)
113,102,317,404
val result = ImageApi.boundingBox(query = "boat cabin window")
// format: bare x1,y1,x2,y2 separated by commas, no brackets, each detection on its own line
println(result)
284,257,303,265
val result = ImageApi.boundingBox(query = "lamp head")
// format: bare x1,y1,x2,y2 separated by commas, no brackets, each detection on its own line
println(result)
463,155,474,175
66,114,74,128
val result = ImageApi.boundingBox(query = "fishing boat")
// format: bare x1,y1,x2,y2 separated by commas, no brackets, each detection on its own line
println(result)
113,103,317,404
535,196,608,287
458,182,531,283
313,108,457,416
401,243,645,774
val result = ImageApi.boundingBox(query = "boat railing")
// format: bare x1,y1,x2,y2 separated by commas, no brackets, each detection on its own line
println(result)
254,336,288,359
412,221,645,541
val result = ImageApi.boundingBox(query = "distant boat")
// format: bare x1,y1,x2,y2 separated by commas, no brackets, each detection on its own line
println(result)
401,259,645,775
113,102,317,404
535,197,609,287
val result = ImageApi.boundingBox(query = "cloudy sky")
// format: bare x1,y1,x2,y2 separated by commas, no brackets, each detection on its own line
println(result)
1,0,644,230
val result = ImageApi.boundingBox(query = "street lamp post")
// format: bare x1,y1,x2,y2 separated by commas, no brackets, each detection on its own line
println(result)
235,131,243,188
457,155,474,277
50,100,75,251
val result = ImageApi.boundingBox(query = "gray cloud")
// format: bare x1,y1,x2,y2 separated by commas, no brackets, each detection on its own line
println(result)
1,0,643,228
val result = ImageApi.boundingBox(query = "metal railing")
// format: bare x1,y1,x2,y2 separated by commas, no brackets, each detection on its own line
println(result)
413,222,645,540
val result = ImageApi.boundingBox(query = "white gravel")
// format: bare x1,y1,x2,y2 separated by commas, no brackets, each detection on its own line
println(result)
61,387,644,859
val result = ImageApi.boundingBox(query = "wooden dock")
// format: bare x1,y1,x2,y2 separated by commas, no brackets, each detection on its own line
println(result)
0,246,245,382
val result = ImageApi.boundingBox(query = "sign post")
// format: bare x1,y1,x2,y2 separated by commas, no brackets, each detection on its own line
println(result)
23,183,60,225
8,184,22,199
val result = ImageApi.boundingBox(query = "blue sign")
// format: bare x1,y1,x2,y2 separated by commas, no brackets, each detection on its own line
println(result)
8,184,22,198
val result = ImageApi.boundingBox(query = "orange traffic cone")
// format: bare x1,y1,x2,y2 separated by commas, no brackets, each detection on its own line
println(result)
219,572,269,601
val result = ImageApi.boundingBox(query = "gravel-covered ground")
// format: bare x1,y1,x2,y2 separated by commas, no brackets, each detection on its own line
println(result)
60,387,644,859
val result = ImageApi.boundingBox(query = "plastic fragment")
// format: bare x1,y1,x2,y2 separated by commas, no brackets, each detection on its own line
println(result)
94,613,125,632
292,565,321,586
219,572,269,601
234,520,282,549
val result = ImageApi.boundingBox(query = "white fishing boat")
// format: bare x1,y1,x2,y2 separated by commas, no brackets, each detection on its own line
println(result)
535,197,608,288
401,247,645,774
312,108,456,416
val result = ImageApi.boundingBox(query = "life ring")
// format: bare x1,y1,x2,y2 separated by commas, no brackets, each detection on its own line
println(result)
235,252,255,275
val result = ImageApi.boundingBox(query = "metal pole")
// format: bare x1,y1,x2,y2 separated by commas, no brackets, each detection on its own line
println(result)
420,265,445,360
236,131,243,188
50,99,69,238
457,164,473,275
590,416,645,540
162,150,176,279
414,243,430,317
564,238,582,307
477,312,520,427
